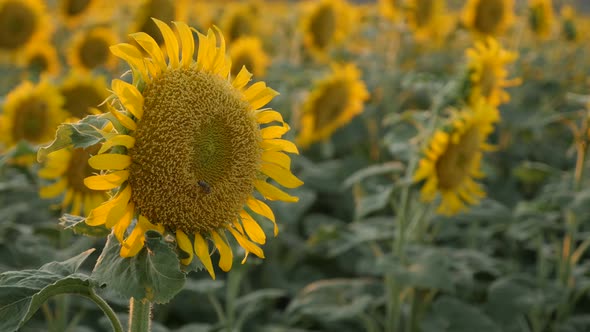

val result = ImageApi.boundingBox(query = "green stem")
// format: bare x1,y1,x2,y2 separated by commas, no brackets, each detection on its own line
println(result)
128,298,151,332
81,289,123,332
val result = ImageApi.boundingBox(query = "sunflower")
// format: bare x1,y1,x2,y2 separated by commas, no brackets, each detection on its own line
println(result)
39,145,108,216
230,37,270,78
413,100,499,216
68,27,119,72
528,0,553,39
22,41,61,77
560,5,578,42
297,63,369,148
129,0,187,47
404,0,450,42
59,72,110,119
0,80,66,150
300,0,356,60
461,0,514,37
58,0,101,28
379,0,400,21
82,19,302,279
221,3,259,43
466,37,520,107
0,0,50,59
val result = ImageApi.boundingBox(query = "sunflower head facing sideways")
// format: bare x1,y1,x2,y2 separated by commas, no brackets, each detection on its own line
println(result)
300,0,356,60
68,27,119,72
230,37,270,78
22,41,61,77
297,63,369,148
59,72,110,119
528,0,554,39
466,37,521,107
413,100,499,216
0,0,51,59
404,0,451,42
461,0,514,37
82,19,303,279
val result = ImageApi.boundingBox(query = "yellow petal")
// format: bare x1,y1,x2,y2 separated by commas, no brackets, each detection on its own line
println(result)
239,211,266,244
246,197,278,236
114,202,134,242
38,166,65,179
260,139,299,154
232,66,252,90
249,87,279,110
88,154,131,170
98,134,136,154
211,231,233,272
194,233,215,279
130,32,167,72
260,163,303,188
261,151,291,170
62,188,74,208
39,178,67,199
261,124,290,140
255,180,299,202
121,225,145,257
105,186,133,229
112,79,144,120
153,18,179,69
256,110,284,125
84,170,129,190
107,103,137,131
83,194,93,217
173,21,194,68
227,227,265,263
86,186,131,226
110,43,149,83
176,230,194,265
70,193,82,216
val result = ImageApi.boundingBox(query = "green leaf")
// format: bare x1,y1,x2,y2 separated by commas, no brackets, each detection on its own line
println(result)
0,249,96,332
342,162,404,188
59,214,110,238
37,114,109,162
355,185,394,219
92,232,186,304
423,296,501,332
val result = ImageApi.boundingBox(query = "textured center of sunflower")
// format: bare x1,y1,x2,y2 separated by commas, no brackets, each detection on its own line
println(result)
128,68,262,234
310,5,336,50
415,0,435,27
231,52,255,77
0,1,37,50
67,145,100,193
65,0,91,16
312,81,349,131
228,14,253,42
11,96,48,143
61,84,106,118
29,53,48,72
435,127,480,190
137,0,175,46
79,35,110,69
474,0,505,34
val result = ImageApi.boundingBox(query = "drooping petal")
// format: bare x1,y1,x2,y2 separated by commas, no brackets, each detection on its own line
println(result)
130,32,167,73
239,211,266,244
194,233,215,279
246,197,278,236
110,43,149,83
260,162,304,188
227,227,265,263
39,178,67,198
176,230,194,265
211,231,233,272
254,180,299,202
112,79,144,119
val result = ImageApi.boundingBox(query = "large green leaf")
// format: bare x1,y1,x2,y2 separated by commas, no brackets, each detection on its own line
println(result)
0,249,96,332
59,214,110,238
422,296,501,332
92,231,186,304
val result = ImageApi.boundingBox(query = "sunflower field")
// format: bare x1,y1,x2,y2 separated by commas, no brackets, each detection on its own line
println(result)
1,0,590,331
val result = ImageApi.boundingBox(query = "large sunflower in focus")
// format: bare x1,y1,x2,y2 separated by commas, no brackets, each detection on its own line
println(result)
59,72,109,119
414,100,498,216
129,0,187,47
22,41,61,77
466,38,520,107
404,0,450,42
39,145,108,216
0,0,50,59
230,37,270,78
462,0,514,37
0,80,66,160
297,63,369,148
68,27,119,72
300,0,355,60
83,19,302,278
528,0,553,39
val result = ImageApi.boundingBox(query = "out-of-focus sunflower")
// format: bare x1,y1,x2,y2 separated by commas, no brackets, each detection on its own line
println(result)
560,5,578,42
58,0,101,28
67,27,119,72
129,0,187,47
22,41,61,77
528,0,553,39
0,80,66,150
413,100,498,216
300,0,356,60
297,63,369,148
230,37,270,78
39,145,108,216
83,19,302,278
0,0,51,59
404,0,451,42
461,0,514,37
379,0,400,21
466,37,520,107
221,3,259,43
59,72,109,119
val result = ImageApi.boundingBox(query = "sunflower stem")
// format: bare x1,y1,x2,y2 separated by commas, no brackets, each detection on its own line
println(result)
128,298,151,332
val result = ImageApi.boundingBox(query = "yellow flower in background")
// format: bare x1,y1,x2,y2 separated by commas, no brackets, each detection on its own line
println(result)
301,0,356,60
130,0,187,47
528,0,553,39
466,38,521,107
58,0,101,28
560,5,578,42
22,41,61,77
462,0,514,37
0,0,51,59
297,63,369,148
230,37,270,78
39,145,108,217
0,80,66,149
221,3,259,43
379,0,400,21
59,72,110,119
83,19,302,279
414,100,498,216
68,27,119,72
404,0,451,42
